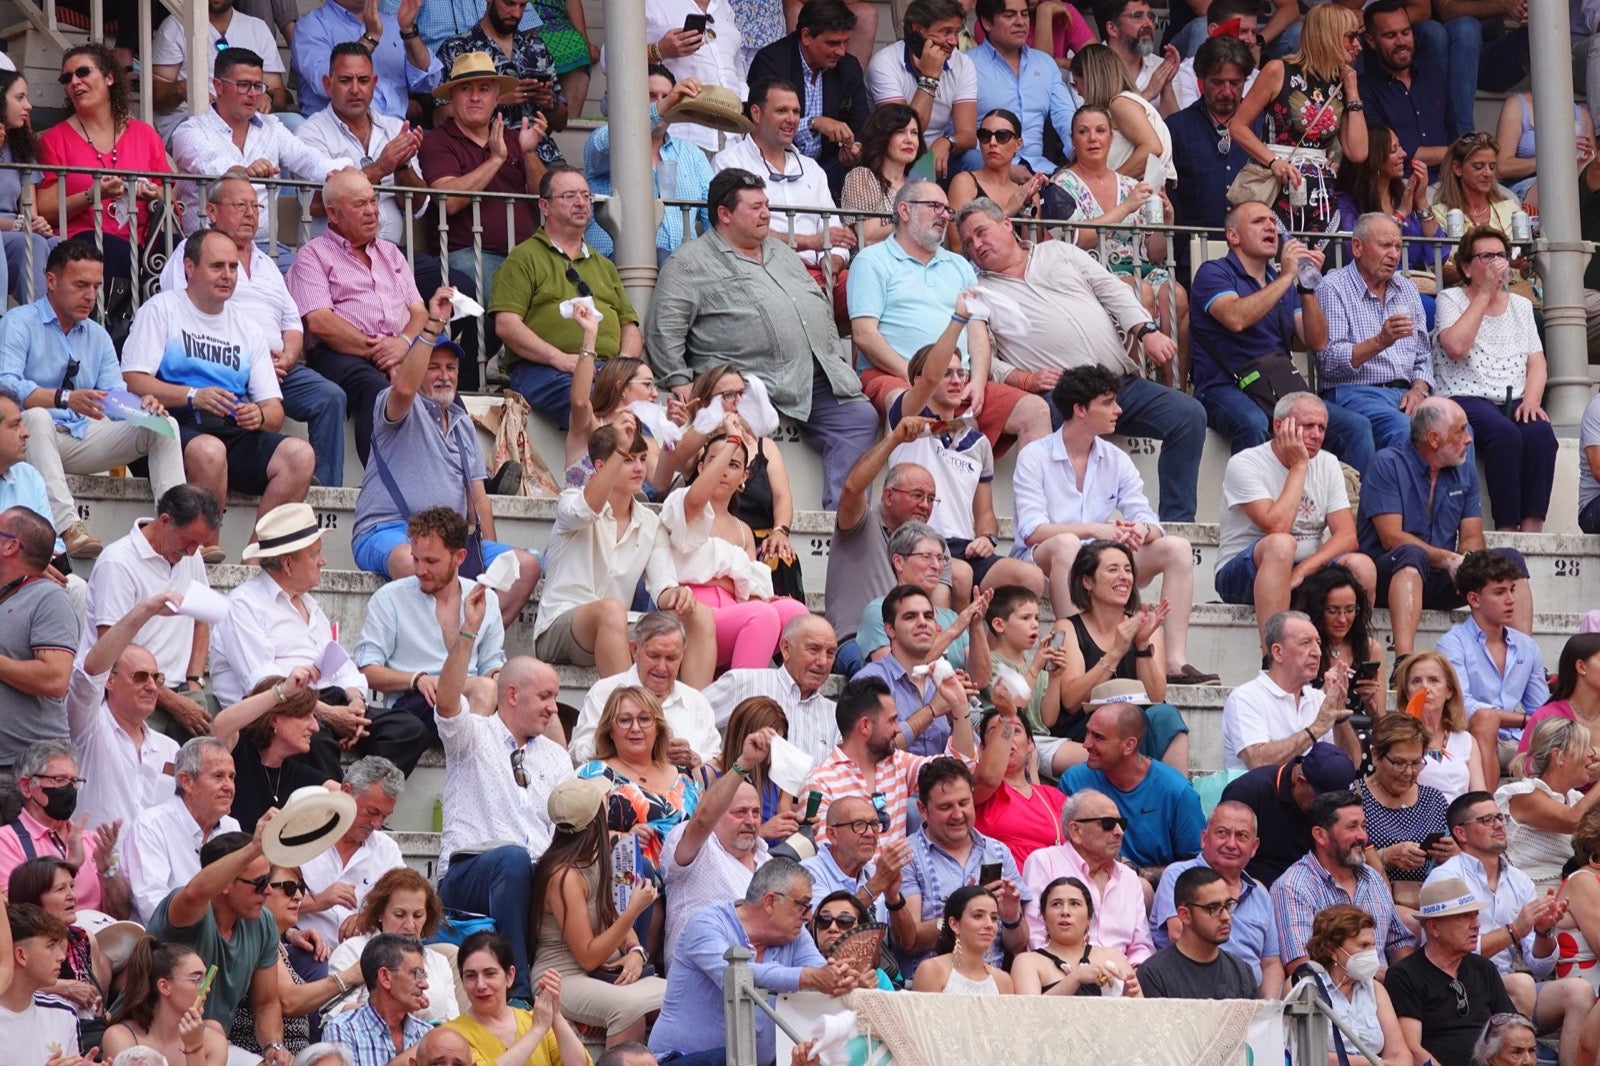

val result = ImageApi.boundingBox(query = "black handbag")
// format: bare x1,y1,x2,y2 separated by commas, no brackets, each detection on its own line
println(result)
1234,352,1311,418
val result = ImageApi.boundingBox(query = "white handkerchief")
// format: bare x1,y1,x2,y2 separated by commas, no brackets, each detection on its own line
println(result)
766,734,816,797
314,640,351,681
170,581,228,625
477,551,521,593
993,663,1032,703
559,295,602,322
960,286,992,323
449,289,486,320
629,401,683,449
910,659,955,685
971,285,1027,337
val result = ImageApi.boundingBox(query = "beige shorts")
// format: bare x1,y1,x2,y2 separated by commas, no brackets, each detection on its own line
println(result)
533,609,596,666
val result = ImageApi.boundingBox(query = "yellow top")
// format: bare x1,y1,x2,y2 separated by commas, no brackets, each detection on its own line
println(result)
442,1008,587,1066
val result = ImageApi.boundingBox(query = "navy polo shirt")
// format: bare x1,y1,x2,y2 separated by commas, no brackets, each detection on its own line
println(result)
1359,64,1450,170
1356,441,1482,557
1189,250,1300,395
1219,761,1315,887
1170,101,1254,232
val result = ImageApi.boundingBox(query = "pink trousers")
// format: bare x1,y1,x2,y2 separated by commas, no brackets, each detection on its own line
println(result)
688,584,812,669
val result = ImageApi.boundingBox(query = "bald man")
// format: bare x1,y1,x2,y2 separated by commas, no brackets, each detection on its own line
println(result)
414,1026,474,1066
702,614,843,762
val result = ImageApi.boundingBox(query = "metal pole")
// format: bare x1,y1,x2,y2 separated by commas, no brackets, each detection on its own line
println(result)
723,946,760,1066
604,0,660,314
1530,0,1595,421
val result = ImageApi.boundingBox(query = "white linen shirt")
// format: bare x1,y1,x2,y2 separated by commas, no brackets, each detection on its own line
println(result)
1221,671,1331,770
569,666,722,765
83,519,208,681
211,569,366,705
533,488,678,642
702,666,840,764
298,106,416,244
122,794,241,922
639,0,746,153
298,829,406,944
1425,851,1553,978
1010,433,1161,562
159,242,300,348
662,818,770,965
434,705,575,876
65,661,178,834
169,108,351,238
659,486,775,599
711,137,838,267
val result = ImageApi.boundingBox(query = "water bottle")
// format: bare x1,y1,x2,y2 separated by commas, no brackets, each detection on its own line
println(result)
1295,254,1323,292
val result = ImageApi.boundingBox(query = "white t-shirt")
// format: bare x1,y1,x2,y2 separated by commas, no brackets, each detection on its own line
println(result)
0,996,79,1065
866,42,978,144
1216,443,1349,567
159,243,300,349
887,397,993,542
122,291,282,402
1580,393,1600,511
151,10,284,141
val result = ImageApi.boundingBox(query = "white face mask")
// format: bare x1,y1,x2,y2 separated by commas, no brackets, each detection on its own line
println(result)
1340,947,1381,982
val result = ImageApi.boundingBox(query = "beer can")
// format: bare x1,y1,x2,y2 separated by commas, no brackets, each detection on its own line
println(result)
1511,210,1532,242
1142,196,1164,225
1445,208,1466,238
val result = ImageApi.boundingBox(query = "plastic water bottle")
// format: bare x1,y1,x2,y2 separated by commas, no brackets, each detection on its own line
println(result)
1295,255,1323,292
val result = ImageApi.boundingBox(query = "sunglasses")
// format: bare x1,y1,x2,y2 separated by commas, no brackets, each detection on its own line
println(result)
1449,978,1469,1017
115,669,166,687
268,880,309,897
975,128,1018,145
511,748,529,788
565,264,592,299
58,65,97,85
814,913,859,931
1073,816,1129,832
235,874,272,894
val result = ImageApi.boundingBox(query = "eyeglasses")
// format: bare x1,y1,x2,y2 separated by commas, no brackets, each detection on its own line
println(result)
218,199,260,214
1073,816,1129,832
871,792,890,832
903,550,951,564
397,966,429,984
510,748,529,788
564,264,593,299
268,880,309,897
814,913,859,930
1189,897,1240,917
887,488,938,505
1466,812,1507,827
777,893,814,915
942,366,971,380
548,190,594,203
58,65,96,85
614,715,655,730
31,773,86,787
217,77,269,95
830,819,881,835
236,874,273,894
1449,978,1469,1017
1382,755,1427,772
763,150,803,183
1322,604,1359,618
215,36,229,50
113,669,165,687
975,128,1018,145
1471,251,1509,262
1342,31,1362,41
905,199,952,217
717,388,746,404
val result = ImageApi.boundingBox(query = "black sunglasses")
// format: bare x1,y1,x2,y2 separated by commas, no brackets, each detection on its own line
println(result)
511,748,529,788
235,874,272,894
814,913,859,931
975,128,1018,145
268,880,309,897
1073,816,1129,832
58,65,97,85
1449,978,1469,1017
564,264,592,299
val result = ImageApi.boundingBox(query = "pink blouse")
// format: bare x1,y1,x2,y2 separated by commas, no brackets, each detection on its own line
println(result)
37,117,170,239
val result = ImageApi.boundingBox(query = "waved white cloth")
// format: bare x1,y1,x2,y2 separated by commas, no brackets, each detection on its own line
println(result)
559,295,602,321
691,372,782,439
629,401,684,449
843,989,1268,1066
449,289,486,320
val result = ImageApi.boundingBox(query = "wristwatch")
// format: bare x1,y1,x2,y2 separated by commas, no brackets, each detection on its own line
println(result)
1132,322,1160,340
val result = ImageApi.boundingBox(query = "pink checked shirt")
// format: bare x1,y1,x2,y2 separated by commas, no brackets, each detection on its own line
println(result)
286,228,422,339
1021,840,1155,965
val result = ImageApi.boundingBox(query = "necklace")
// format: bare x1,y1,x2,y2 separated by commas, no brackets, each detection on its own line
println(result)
263,761,285,805
74,115,118,169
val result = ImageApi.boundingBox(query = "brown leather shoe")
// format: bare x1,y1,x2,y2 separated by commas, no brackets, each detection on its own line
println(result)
63,521,103,559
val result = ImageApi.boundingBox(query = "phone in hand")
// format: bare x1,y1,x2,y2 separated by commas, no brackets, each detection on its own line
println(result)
1420,831,1446,850
1348,659,1380,713
905,28,926,61
683,13,710,35
1043,629,1066,673
980,862,1002,885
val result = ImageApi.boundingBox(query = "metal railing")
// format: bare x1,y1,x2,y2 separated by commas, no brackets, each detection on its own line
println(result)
1,159,1498,392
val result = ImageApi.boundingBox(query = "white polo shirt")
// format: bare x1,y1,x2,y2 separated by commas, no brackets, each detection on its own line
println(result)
65,661,178,834
84,519,208,682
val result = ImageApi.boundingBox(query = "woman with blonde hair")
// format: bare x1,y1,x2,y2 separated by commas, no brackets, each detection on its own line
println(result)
1301,905,1410,1065
577,685,699,880
1431,134,1517,252
1229,3,1367,232
1067,44,1171,182
696,696,798,842
1395,651,1484,802
326,867,460,1023
1498,717,1600,891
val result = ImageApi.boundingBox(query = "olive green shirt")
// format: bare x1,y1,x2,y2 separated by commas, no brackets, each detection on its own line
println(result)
488,229,639,361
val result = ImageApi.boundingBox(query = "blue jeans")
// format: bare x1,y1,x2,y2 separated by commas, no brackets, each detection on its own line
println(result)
0,228,54,305
508,358,574,428
437,845,535,1001
834,638,863,677
279,363,347,487
1319,385,1412,451
448,248,507,310
1198,384,1377,470
1046,376,1205,521
797,363,880,511
1581,495,1600,535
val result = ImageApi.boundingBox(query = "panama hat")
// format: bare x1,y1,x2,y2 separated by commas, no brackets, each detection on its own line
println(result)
659,83,753,134
1417,877,1486,920
1088,679,1152,706
75,909,145,971
433,52,520,101
241,502,322,563
262,785,357,866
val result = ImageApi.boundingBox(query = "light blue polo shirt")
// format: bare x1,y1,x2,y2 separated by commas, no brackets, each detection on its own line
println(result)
846,236,977,372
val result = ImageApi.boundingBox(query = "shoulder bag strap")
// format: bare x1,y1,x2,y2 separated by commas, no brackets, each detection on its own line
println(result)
1292,964,1352,1066
370,444,414,519
5,820,35,861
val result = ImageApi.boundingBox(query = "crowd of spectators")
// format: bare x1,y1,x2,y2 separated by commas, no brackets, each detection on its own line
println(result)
2,0,1600,1062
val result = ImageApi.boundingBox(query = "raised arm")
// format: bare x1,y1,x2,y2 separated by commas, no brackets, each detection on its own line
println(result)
673,729,771,867
435,584,490,722
836,415,929,532
384,288,455,422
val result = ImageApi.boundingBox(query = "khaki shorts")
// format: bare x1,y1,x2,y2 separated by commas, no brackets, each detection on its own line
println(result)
533,608,597,667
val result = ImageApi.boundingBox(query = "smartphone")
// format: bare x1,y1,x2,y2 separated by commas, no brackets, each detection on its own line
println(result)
1420,831,1446,850
905,28,926,61
1043,629,1066,673
683,13,710,34
1348,659,1381,712
804,790,823,824
980,862,1002,885
196,963,218,1002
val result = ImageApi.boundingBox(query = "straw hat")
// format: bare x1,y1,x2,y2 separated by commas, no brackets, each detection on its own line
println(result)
433,52,520,101
1417,877,1486,920
241,502,322,563
262,785,357,866
659,84,753,133
1088,679,1151,706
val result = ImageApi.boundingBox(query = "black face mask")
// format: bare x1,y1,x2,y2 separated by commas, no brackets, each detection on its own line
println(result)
39,783,77,821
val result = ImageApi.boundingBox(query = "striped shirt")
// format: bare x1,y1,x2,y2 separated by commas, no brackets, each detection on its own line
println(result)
322,1001,430,1066
1271,851,1417,966
1313,263,1434,389
801,743,976,846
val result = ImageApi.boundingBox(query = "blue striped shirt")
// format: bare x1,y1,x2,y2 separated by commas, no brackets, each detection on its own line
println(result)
1313,262,1434,389
322,1001,430,1066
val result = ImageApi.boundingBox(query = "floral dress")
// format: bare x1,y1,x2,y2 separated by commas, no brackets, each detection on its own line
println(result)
1263,63,1345,234
1051,167,1171,286
578,760,700,878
